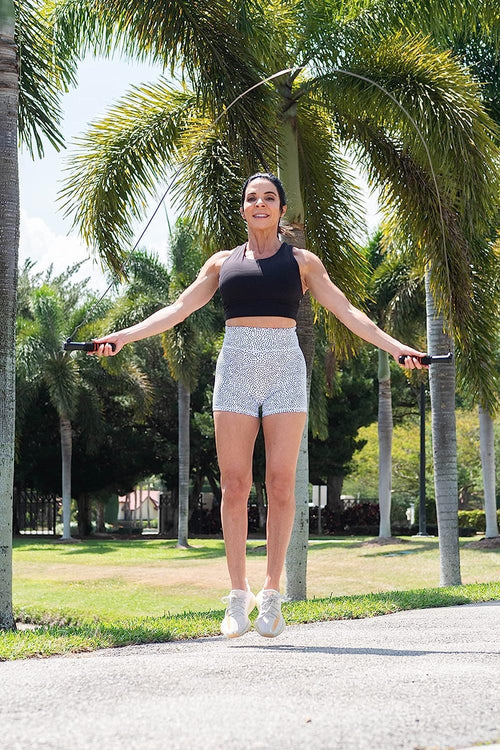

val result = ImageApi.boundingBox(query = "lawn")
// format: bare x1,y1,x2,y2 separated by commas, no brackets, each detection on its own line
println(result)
12,534,499,621
2,535,498,660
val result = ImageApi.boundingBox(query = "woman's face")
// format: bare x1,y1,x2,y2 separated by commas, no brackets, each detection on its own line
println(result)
240,178,286,233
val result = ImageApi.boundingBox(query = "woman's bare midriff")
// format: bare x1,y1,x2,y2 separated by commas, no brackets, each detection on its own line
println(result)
226,316,296,328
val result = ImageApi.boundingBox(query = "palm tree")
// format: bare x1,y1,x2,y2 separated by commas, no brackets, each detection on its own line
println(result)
17,285,93,539
55,0,498,596
16,280,152,540
161,220,218,548
0,0,82,628
0,0,18,631
103,243,218,546
478,404,499,539
367,232,426,539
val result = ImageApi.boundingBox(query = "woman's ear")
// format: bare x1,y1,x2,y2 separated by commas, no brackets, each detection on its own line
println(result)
281,204,287,217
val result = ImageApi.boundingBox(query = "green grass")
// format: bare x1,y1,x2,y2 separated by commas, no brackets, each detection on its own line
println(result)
2,582,499,661
2,535,498,660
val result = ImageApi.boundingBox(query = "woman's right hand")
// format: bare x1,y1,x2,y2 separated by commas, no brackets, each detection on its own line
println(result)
89,333,126,357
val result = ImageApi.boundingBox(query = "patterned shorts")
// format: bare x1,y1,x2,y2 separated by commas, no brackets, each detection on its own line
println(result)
212,326,308,418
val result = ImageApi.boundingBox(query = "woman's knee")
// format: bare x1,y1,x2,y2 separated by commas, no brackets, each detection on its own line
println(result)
220,473,252,504
266,470,295,506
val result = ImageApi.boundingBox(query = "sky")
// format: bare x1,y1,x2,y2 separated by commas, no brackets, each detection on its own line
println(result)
19,55,381,294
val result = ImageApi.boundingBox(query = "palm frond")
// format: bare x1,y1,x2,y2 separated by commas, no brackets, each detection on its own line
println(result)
59,81,197,275
297,96,368,300
172,124,250,254
353,0,500,54
117,362,154,421
43,353,80,418
45,0,270,123
314,33,499,318
15,0,71,156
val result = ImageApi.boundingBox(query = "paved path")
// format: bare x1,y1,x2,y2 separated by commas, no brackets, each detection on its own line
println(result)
1,601,499,750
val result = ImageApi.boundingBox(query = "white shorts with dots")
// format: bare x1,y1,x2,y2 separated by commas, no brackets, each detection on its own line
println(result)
212,326,308,418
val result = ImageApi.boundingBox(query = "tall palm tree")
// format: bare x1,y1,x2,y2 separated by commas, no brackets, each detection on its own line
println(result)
0,0,18,631
479,404,499,539
0,0,82,628
367,232,426,539
161,220,218,548
17,282,152,539
55,0,498,596
17,285,93,539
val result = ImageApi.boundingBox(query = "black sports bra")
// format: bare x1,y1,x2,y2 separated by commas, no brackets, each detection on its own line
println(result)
218,243,303,321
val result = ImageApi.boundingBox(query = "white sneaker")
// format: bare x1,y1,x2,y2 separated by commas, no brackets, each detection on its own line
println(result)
255,588,285,637
220,585,256,639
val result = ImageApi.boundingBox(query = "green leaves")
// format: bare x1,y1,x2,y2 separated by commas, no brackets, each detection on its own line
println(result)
60,82,197,275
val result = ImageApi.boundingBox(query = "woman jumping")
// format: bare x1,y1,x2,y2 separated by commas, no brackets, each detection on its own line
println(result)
92,172,426,639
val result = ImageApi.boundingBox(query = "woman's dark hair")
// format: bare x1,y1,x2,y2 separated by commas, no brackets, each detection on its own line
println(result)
240,172,292,236
240,172,287,210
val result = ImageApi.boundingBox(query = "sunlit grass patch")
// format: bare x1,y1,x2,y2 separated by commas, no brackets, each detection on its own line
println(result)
2,581,498,661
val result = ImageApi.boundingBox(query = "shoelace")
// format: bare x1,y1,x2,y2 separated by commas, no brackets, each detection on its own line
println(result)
222,592,248,618
258,591,282,619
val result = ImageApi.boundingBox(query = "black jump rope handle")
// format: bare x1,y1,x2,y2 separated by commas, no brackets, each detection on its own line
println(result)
63,340,116,353
63,341,451,363
398,352,453,366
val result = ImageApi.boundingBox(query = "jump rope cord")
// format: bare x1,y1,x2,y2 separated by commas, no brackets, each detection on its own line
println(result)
67,64,451,343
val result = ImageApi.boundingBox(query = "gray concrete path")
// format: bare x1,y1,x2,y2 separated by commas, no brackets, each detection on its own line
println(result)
1,601,499,750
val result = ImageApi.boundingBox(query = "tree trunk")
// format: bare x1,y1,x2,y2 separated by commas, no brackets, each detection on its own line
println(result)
96,499,105,533
279,78,311,600
0,3,18,630
255,480,267,531
177,380,191,548
478,405,498,539
425,274,461,585
378,349,393,538
326,475,344,512
77,493,92,538
60,416,73,540
286,290,314,601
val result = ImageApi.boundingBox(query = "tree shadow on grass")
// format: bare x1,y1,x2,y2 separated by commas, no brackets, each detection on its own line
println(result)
58,540,228,560
13,537,229,559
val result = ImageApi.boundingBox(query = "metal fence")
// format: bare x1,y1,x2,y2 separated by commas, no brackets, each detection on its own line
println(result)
14,488,58,535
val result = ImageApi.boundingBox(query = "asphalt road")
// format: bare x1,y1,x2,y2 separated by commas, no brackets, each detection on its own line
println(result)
1,601,499,750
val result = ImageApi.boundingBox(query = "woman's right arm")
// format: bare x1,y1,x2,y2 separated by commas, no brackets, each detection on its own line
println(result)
92,252,224,356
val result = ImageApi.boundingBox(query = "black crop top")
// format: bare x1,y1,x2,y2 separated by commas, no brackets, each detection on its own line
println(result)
219,242,303,321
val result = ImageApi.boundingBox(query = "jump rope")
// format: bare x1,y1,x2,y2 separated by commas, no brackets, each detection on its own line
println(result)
62,65,453,367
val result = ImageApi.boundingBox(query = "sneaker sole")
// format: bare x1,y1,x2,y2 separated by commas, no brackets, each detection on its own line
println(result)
221,593,257,639
221,619,252,639
254,618,285,638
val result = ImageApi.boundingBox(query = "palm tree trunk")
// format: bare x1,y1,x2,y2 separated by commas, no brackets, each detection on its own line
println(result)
177,380,191,548
378,349,393,538
478,405,498,539
286,289,314,601
0,3,18,630
60,416,73,540
425,273,461,585
278,85,312,600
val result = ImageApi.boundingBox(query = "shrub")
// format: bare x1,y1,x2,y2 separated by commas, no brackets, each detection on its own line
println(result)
458,509,500,532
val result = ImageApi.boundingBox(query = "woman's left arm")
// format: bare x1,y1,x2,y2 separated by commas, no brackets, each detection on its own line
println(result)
301,251,427,369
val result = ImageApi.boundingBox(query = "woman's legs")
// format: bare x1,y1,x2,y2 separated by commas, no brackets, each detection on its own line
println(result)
213,410,260,591
261,411,307,591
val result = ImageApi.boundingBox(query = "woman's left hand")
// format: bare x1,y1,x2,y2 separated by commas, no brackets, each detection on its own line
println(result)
393,347,428,370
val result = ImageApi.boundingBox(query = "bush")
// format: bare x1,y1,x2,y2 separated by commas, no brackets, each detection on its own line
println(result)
458,509,500,532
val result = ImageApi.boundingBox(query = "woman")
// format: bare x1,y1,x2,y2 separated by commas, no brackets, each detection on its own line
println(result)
93,172,426,639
